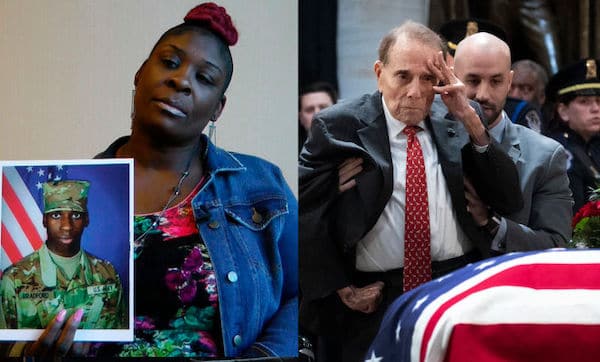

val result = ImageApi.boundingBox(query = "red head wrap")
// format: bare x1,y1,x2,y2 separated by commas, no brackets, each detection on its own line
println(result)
184,2,238,46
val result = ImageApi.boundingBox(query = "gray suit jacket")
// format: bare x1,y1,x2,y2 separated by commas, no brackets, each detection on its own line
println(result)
495,118,573,250
299,92,523,306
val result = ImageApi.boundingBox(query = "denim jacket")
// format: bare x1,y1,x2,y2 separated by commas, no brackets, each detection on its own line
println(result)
96,135,298,357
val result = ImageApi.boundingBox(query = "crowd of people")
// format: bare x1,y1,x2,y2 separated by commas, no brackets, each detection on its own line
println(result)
299,16,600,362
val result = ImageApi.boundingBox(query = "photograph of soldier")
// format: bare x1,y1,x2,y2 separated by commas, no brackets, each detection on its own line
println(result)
0,180,126,330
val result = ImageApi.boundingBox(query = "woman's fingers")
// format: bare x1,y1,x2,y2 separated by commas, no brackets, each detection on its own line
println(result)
26,308,85,357
55,309,84,356
26,309,68,357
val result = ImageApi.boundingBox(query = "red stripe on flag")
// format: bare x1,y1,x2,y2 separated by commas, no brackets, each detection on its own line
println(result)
446,324,600,362
2,174,43,250
1,223,23,264
422,263,600,361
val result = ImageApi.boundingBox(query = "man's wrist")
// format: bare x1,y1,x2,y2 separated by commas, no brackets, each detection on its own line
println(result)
468,123,490,146
459,106,489,146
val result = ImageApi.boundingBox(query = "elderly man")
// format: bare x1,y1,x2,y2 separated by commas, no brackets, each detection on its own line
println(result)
0,180,126,330
299,21,523,362
452,32,572,254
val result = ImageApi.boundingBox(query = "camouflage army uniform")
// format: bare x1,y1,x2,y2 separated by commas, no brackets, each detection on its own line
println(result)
0,243,126,329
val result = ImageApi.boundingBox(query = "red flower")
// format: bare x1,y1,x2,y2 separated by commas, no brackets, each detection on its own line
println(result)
572,201,600,227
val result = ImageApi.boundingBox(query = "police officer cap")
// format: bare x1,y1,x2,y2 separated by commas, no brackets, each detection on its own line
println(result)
439,18,507,56
42,180,90,213
546,58,600,102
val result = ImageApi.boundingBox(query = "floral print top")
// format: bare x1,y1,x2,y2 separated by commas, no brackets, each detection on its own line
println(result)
100,178,221,357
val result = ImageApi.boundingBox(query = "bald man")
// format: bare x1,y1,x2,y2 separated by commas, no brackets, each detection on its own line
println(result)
453,32,572,253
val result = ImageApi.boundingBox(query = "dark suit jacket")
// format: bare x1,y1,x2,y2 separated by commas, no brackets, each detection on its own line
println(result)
298,92,523,332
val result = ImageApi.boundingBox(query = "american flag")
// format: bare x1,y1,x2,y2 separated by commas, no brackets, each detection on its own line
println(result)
0,164,68,272
366,249,600,362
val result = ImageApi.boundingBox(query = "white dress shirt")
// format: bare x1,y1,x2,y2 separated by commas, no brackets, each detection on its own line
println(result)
355,96,471,272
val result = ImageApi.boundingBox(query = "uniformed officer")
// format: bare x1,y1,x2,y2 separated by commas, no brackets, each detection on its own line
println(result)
439,18,544,132
546,59,600,212
504,96,544,133
0,180,126,329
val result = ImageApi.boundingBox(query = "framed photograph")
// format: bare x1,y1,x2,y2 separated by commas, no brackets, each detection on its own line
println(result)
0,159,133,341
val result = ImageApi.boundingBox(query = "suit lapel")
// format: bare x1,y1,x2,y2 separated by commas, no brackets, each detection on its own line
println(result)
356,93,394,218
357,116,392,175
428,115,469,164
499,120,523,164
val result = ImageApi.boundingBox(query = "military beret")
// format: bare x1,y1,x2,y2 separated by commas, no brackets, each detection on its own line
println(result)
546,58,600,102
43,180,90,213
439,18,507,56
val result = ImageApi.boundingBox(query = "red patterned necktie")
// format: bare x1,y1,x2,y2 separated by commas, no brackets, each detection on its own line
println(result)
402,125,431,292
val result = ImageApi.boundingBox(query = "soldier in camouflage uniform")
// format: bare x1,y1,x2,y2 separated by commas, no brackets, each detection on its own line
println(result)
0,180,126,329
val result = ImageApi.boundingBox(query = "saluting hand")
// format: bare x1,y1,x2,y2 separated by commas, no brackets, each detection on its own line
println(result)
427,51,489,146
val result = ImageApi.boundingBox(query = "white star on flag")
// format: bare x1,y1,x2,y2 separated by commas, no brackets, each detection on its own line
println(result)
412,295,429,311
436,272,454,283
474,260,496,270
365,351,383,362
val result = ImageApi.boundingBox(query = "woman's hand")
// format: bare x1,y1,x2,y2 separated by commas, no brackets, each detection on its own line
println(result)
25,308,89,357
